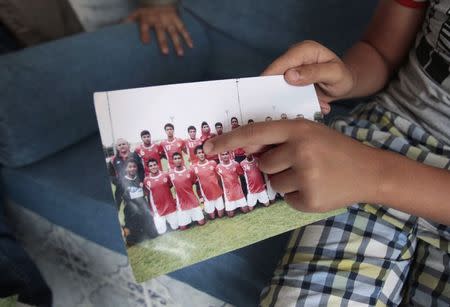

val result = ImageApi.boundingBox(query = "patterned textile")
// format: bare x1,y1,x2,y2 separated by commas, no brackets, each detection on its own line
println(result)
5,200,230,307
260,103,450,306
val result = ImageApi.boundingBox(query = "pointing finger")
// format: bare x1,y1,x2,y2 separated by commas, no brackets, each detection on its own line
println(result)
204,121,299,155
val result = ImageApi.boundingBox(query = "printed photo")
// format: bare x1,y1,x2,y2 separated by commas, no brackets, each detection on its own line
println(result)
94,75,338,281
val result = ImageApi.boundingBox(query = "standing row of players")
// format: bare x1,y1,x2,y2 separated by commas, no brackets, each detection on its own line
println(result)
108,119,278,245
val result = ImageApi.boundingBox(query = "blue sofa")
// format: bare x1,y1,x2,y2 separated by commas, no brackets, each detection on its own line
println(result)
0,1,376,305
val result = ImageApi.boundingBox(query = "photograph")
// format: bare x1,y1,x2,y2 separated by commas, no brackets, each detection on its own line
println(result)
94,75,339,282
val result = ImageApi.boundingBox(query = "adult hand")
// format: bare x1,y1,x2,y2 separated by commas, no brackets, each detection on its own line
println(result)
126,5,193,56
204,120,385,213
262,41,355,114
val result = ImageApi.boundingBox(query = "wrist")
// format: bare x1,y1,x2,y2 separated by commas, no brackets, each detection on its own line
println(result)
358,147,395,205
369,149,409,207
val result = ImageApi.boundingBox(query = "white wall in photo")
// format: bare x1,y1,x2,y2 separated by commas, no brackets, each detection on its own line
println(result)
237,75,319,122
96,80,240,146
94,76,320,147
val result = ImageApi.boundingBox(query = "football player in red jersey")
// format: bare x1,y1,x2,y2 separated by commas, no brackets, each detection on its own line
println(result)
200,121,218,162
200,121,216,142
135,130,164,175
144,159,179,234
216,151,249,217
215,122,223,136
160,123,186,170
185,125,202,164
193,145,224,219
170,152,205,229
240,154,270,210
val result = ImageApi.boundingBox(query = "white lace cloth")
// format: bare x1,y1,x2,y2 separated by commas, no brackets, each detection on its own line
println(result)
7,201,231,307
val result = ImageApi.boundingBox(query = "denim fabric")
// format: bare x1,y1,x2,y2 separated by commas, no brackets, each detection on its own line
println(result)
0,196,51,305
0,11,209,167
1,135,126,254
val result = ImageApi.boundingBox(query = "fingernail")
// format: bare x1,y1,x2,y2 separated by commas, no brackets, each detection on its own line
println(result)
203,141,213,154
286,69,301,82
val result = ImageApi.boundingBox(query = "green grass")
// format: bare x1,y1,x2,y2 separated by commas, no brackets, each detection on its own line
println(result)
128,200,343,282
0,296,17,307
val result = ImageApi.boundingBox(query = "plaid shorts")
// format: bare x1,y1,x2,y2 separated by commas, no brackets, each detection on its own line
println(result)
260,103,450,306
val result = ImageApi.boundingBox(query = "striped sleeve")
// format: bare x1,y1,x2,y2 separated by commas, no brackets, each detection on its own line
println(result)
395,0,429,9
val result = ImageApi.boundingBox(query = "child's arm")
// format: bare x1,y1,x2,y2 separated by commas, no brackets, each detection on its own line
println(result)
342,0,425,98
263,0,426,113
204,121,450,226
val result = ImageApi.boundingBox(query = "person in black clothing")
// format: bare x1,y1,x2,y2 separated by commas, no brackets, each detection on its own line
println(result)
230,117,248,196
108,138,145,209
121,159,157,246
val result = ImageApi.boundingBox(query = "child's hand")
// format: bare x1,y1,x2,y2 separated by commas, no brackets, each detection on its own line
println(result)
125,5,193,56
262,41,355,114
204,120,384,213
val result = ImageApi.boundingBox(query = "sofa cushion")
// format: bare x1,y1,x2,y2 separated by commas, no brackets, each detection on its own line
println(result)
184,0,377,56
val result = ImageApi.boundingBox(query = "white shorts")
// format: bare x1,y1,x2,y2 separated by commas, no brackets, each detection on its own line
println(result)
224,197,247,211
153,211,179,234
177,207,204,226
203,197,225,214
247,190,270,207
264,174,277,201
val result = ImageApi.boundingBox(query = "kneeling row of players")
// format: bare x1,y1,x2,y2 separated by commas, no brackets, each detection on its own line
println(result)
121,146,277,244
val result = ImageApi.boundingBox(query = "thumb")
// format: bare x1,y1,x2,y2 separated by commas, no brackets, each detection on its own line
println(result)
284,61,345,87
262,40,337,76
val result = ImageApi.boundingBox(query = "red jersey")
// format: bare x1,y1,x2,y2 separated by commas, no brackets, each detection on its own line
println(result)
169,167,199,210
200,132,216,143
160,138,185,169
193,160,223,201
185,138,203,164
144,172,177,216
200,132,218,161
240,158,266,193
216,161,244,201
135,143,163,175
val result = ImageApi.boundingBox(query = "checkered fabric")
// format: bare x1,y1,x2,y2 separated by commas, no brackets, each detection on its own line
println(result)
260,102,450,306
